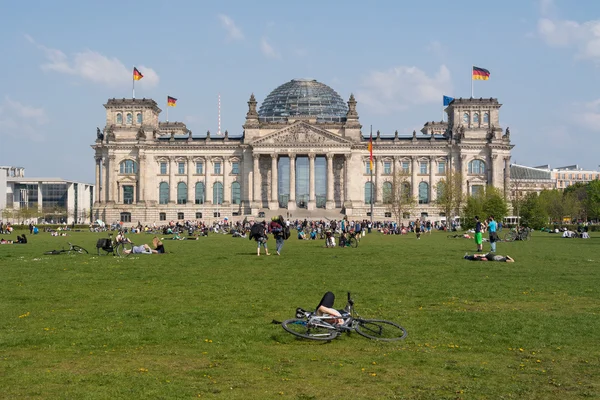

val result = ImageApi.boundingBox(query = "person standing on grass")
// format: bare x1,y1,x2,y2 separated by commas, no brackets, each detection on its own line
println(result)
254,221,270,256
415,218,421,239
474,216,483,252
488,215,498,253
269,216,284,256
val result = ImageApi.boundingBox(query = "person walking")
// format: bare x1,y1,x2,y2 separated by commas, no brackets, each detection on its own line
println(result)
269,216,284,256
488,215,498,253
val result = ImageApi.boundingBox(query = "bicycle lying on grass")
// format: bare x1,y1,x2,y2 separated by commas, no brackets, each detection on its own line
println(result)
281,293,407,341
44,242,89,255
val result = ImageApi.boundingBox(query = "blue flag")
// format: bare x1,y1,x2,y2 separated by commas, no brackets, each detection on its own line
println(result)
443,95,454,106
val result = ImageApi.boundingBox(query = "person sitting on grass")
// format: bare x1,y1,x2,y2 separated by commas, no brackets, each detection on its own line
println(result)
338,232,347,247
316,291,345,325
152,237,165,254
297,230,307,240
464,253,514,262
16,234,27,244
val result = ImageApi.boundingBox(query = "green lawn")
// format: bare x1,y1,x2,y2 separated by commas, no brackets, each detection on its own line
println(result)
1,229,598,399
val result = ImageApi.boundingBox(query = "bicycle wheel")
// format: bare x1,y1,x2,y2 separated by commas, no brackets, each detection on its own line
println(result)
281,319,339,341
116,242,133,257
70,245,88,254
349,237,358,248
504,232,516,242
447,234,455,239
355,319,407,341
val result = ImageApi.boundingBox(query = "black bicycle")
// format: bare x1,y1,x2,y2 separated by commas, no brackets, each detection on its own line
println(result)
282,293,407,342
504,228,531,242
44,242,89,255
96,233,133,257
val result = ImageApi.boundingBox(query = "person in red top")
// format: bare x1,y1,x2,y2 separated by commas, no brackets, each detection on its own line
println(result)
269,216,284,255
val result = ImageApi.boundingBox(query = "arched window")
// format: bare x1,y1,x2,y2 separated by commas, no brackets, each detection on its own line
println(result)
382,182,392,204
418,182,429,204
195,182,205,204
126,113,133,124
462,113,469,124
483,112,489,124
159,182,169,204
116,113,123,124
468,159,486,174
473,113,479,124
364,182,373,204
177,182,187,204
213,182,223,205
119,160,138,174
436,181,445,200
136,113,142,124
231,181,241,205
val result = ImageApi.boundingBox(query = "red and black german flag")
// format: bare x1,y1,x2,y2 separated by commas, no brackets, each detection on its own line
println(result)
167,96,177,107
472,66,490,80
133,67,144,81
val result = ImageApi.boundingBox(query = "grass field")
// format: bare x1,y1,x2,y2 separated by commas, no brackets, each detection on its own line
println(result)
1,228,599,399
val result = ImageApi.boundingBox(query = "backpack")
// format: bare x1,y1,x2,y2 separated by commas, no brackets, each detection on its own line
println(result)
250,223,264,240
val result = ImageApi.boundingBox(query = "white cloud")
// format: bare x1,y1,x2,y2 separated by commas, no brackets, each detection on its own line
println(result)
573,99,600,132
218,14,244,41
0,96,49,141
26,35,159,87
356,65,452,114
536,2,600,62
260,37,280,59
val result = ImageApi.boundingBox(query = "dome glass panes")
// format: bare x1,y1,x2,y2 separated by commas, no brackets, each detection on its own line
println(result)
258,79,348,122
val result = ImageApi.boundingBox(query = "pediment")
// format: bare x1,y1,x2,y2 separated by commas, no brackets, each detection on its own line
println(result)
252,122,353,147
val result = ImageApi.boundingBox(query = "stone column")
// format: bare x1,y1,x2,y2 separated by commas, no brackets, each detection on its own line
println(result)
222,157,229,205
343,153,352,209
489,154,497,186
411,156,418,200
104,156,111,202
110,155,117,204
326,153,334,209
169,157,176,204
308,153,316,210
429,156,435,203
374,156,381,205
461,154,469,195
253,154,260,205
187,156,194,205
138,154,146,203
503,156,510,199
95,157,101,203
288,153,296,211
270,154,278,209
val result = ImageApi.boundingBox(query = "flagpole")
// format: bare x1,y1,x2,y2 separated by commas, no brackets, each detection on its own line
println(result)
132,66,135,99
471,65,474,98
166,98,169,122
370,125,373,226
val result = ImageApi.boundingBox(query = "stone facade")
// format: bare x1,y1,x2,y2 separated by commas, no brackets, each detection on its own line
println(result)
91,89,513,224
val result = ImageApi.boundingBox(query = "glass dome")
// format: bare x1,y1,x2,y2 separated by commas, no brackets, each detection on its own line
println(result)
258,79,348,122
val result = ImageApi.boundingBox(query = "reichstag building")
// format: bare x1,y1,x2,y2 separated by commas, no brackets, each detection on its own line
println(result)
92,79,513,224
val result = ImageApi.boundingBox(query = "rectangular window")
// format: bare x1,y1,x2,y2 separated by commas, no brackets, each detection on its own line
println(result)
120,212,131,223
160,162,167,175
231,162,239,174
196,162,203,174
402,161,409,173
159,212,166,221
195,212,202,219
213,212,221,218
214,162,221,174
178,162,185,174
384,212,392,218
177,212,184,220
383,161,392,175
123,185,134,204
420,162,428,174
438,161,446,174
365,162,372,174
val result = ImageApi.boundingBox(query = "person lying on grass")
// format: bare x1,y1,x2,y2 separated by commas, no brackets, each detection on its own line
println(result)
124,244,153,255
316,291,345,325
464,253,514,262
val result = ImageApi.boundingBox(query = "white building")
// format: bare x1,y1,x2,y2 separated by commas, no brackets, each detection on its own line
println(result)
92,79,513,224
0,166,94,224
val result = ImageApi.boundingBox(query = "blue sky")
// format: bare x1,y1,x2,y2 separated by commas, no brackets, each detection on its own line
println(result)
1,0,600,183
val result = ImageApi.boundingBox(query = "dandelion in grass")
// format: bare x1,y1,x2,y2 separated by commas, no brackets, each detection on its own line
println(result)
18,312,30,318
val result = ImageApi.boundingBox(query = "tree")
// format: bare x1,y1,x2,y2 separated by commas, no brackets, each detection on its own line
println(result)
17,203,41,224
462,186,508,229
538,189,579,223
520,192,548,229
435,169,464,226
564,182,588,221
586,180,600,221
385,169,416,224
509,179,528,222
